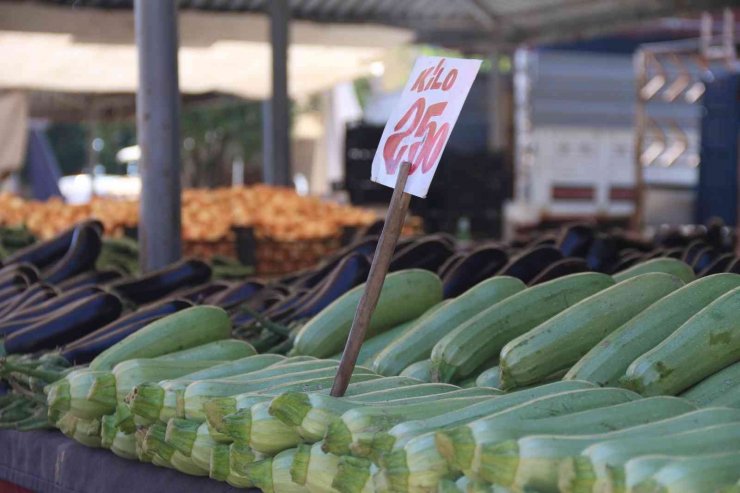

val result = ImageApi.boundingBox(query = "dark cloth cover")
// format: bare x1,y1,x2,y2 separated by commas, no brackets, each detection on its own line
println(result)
0,429,254,493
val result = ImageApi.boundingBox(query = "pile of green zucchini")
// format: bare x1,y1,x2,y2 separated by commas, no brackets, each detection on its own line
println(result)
2,218,740,492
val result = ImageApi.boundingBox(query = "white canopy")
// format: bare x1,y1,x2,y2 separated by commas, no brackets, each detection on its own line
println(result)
0,2,412,99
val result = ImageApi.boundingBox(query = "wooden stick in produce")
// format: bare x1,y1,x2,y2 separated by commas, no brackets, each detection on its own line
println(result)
331,162,411,397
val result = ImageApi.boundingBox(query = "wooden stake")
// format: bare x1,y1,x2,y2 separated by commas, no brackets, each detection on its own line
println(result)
331,162,412,397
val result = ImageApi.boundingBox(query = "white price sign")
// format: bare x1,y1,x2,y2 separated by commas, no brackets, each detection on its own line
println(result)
371,56,482,198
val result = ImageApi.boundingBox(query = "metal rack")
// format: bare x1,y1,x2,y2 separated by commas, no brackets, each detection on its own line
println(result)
633,8,738,230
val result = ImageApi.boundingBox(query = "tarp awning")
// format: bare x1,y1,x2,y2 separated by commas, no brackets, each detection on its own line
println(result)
0,2,412,99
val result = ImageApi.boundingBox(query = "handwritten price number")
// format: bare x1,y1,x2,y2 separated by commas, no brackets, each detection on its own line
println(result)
382,59,459,175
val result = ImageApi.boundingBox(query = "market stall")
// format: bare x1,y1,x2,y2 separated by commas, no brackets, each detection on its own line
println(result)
1,1,740,492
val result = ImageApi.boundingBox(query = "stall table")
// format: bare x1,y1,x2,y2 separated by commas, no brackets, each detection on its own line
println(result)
0,429,253,493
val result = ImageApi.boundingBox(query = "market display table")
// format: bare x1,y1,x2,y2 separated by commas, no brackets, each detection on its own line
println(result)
0,429,253,493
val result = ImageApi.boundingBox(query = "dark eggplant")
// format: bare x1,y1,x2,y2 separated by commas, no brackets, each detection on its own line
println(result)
662,248,685,259
282,253,371,322
43,223,103,285
682,240,708,266
110,258,211,304
59,299,192,363
726,258,740,274
0,272,30,293
57,269,124,291
229,288,288,326
0,285,25,305
295,236,378,289
0,318,43,338
585,234,620,273
389,237,454,273
611,252,645,274
442,246,509,298
529,258,590,285
437,251,467,279
0,263,40,284
691,247,717,274
172,282,231,304
698,253,736,277
3,220,102,270
362,219,385,237
207,280,266,310
556,223,594,258
642,249,668,261
59,314,162,365
4,291,124,354
259,287,313,322
654,227,689,248
0,286,104,326
0,283,57,320
528,234,558,248
497,245,564,284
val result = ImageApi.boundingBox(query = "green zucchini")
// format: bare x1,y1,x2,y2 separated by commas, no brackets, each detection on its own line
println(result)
485,407,740,493
573,423,740,493
566,273,740,386
329,319,416,365
680,360,740,406
323,387,501,458
330,299,452,365
633,451,740,493
155,339,256,362
436,387,641,474
372,276,526,377
269,382,460,442
127,354,286,423
389,396,692,493
612,258,695,283
183,365,379,421
383,380,596,456
622,286,740,396
476,367,501,388
399,359,434,382
292,269,443,358
623,455,674,492
90,306,232,371
432,272,615,383
501,273,684,389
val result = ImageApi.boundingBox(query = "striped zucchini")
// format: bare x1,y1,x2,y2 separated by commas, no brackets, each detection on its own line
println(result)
622,286,740,396
323,387,501,458
292,269,443,358
269,383,460,442
128,354,287,423
372,276,526,376
399,359,434,382
387,396,692,493
566,273,740,386
431,273,615,383
612,258,695,284
330,300,453,363
183,365,378,421
623,455,674,492
90,306,232,371
202,376,427,440
155,339,256,362
680,360,740,406
476,367,501,388
633,451,740,493
436,387,641,474
501,273,684,389
573,423,740,493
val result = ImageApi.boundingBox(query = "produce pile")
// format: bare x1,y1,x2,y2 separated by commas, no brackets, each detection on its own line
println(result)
2,219,740,492
0,186,376,241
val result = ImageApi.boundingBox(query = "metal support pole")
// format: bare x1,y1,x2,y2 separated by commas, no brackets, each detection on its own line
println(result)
134,0,182,271
265,0,291,186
